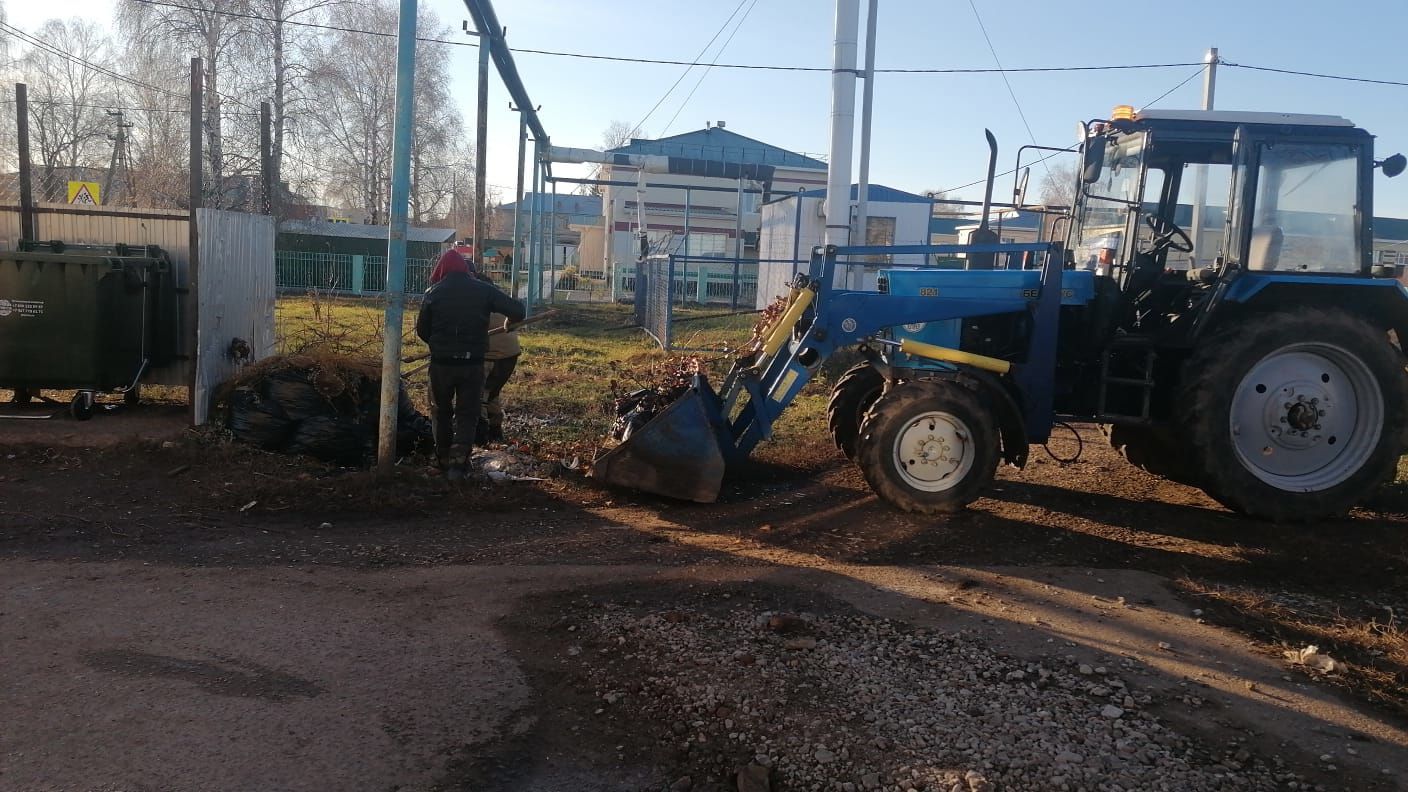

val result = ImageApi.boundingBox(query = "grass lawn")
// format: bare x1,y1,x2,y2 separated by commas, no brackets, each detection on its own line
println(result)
272,295,833,464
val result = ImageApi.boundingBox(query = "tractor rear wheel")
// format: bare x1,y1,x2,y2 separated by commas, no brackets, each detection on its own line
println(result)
1179,308,1407,521
827,362,885,460
856,379,999,514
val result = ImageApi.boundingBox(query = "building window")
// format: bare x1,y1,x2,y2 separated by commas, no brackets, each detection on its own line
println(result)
686,232,728,257
865,216,896,263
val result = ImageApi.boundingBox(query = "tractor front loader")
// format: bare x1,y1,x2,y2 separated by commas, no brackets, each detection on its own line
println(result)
592,106,1408,523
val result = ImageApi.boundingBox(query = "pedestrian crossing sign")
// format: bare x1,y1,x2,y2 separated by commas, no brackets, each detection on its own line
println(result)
67,181,101,205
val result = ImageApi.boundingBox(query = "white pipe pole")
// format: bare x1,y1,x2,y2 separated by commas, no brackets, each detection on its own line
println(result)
854,0,878,290
823,0,861,260
1190,46,1217,268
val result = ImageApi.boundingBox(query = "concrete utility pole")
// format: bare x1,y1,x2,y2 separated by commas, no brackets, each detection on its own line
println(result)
823,0,861,254
853,0,878,289
15,83,36,241
471,28,491,261
377,0,418,472
511,105,526,297
1189,47,1218,268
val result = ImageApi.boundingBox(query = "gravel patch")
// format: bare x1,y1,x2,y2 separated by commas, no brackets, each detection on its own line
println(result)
577,602,1322,792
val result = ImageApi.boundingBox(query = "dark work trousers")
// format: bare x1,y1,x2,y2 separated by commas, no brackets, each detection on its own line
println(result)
429,359,484,462
481,354,520,431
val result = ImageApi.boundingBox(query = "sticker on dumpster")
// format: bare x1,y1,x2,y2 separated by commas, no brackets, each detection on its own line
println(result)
0,298,44,318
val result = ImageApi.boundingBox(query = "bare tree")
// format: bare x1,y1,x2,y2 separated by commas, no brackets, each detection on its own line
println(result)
1039,161,1078,208
20,18,116,201
120,0,253,207
113,19,192,208
246,0,343,212
301,0,467,225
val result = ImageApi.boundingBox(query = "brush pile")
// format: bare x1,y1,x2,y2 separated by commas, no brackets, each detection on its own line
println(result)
220,351,432,465
606,357,701,442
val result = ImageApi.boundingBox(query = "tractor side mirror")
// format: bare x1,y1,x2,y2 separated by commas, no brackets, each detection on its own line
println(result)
1081,136,1107,183
1378,153,1406,178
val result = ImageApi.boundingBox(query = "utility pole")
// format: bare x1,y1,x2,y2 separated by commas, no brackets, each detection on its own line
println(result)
187,58,204,423
823,0,860,256
377,0,418,472
16,83,36,241
103,111,132,207
510,104,526,298
259,102,273,215
853,0,878,290
471,24,491,262
1189,47,1218,268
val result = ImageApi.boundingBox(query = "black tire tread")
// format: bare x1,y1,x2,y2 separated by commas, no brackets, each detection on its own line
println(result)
827,363,885,461
855,379,999,514
1177,308,1407,522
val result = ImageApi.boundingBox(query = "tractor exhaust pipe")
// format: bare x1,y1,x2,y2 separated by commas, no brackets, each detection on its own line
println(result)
966,130,1000,270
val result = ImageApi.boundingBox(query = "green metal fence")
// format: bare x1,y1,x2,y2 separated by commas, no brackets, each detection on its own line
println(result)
275,251,433,295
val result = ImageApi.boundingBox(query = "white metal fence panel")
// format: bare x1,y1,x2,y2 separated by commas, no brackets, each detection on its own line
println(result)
194,208,275,424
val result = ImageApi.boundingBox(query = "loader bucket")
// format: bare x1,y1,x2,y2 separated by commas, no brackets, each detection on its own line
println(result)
590,375,732,503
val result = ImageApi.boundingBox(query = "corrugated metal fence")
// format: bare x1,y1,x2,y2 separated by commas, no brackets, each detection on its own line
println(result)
194,209,276,425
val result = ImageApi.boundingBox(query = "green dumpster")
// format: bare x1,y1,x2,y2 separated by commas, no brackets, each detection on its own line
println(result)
0,247,179,415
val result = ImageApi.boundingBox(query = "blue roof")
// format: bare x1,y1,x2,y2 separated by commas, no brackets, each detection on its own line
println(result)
794,184,931,204
609,127,826,170
930,212,1041,235
499,193,603,221
1376,216,1408,240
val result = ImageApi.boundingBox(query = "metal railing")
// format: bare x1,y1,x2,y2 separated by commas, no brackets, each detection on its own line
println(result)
275,251,432,295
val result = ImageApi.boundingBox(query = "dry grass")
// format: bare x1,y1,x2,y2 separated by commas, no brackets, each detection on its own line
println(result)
270,296,830,464
1174,577,1408,717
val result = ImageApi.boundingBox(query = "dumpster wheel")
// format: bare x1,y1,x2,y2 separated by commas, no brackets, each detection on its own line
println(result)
69,391,95,421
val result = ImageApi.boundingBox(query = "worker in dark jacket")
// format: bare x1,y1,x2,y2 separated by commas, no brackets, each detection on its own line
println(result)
416,249,525,479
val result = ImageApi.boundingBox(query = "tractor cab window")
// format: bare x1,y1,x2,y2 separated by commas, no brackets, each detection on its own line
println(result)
1074,133,1147,274
1249,143,1360,273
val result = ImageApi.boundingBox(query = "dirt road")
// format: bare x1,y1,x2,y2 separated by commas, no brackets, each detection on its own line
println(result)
2,428,1406,790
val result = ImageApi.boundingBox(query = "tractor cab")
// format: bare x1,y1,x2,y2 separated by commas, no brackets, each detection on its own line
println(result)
1069,106,1404,347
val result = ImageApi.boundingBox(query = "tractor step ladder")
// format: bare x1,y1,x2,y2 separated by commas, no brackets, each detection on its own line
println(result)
1097,335,1157,424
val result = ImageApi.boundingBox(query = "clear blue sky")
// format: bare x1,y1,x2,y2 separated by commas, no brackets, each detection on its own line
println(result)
10,0,1408,217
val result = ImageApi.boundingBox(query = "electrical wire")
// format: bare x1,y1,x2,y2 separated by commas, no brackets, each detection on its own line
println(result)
1041,421,1084,464
0,21,186,101
128,0,1211,76
660,0,759,136
1140,64,1207,110
965,0,1051,184
1222,61,1408,88
940,145,1077,195
628,0,750,139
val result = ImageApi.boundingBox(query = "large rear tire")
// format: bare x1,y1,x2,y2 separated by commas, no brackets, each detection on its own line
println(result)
827,362,884,461
856,379,999,514
1179,309,1407,521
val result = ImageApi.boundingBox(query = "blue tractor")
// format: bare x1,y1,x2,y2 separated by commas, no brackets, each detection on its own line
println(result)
592,107,1408,522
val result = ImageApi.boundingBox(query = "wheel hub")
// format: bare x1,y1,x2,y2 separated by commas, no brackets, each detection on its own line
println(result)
894,412,974,492
1229,343,1383,492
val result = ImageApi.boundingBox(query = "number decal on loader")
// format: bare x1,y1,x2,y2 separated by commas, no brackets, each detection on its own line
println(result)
919,287,939,297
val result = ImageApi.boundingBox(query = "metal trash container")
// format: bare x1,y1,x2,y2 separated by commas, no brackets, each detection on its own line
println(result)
0,245,179,419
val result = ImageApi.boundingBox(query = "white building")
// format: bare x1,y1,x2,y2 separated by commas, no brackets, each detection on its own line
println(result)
756,184,934,307
599,126,828,281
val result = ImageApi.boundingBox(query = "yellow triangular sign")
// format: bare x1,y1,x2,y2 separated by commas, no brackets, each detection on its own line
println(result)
67,181,101,205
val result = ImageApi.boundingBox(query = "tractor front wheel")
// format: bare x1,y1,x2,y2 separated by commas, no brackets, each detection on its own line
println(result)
1179,309,1407,521
856,379,999,514
827,362,885,461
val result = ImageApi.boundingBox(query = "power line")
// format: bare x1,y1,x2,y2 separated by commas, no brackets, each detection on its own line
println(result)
629,0,750,139
966,0,1051,183
131,0,477,48
1222,61,1408,88
127,1,1211,76
1140,64,1207,109
939,146,1077,196
0,21,186,101
660,0,759,136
